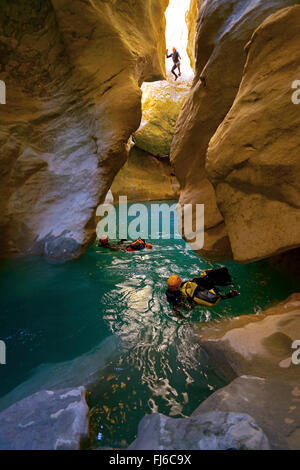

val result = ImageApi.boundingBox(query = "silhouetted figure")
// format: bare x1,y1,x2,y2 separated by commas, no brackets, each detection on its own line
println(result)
166,47,181,81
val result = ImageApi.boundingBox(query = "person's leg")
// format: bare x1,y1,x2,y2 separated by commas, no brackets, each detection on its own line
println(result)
171,64,178,80
178,63,181,76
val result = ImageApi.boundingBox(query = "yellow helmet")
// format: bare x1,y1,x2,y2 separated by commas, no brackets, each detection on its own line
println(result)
167,275,182,291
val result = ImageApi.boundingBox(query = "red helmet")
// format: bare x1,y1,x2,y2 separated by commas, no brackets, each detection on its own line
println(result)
99,234,109,246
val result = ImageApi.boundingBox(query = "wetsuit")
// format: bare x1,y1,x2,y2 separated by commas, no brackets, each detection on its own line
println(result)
166,268,239,308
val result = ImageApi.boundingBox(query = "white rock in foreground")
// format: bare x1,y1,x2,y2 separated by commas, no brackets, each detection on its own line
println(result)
129,411,270,450
0,387,88,450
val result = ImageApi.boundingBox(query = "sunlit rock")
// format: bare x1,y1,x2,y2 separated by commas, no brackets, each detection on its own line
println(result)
133,0,194,157
133,80,191,156
111,146,179,201
129,411,270,450
186,0,202,71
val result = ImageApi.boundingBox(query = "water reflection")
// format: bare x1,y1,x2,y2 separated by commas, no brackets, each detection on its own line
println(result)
88,253,226,448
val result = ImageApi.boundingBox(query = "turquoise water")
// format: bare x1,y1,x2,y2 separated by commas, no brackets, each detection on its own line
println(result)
0,202,299,448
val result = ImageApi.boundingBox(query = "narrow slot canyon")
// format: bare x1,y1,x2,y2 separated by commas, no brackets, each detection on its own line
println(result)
0,0,300,452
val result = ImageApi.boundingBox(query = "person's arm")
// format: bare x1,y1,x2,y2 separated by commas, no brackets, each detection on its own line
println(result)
166,49,172,58
220,289,239,300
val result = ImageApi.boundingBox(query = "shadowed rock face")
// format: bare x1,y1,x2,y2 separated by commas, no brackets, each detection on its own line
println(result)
193,293,300,449
193,376,300,450
0,0,168,260
170,0,300,261
0,386,88,450
186,0,202,71
134,79,191,157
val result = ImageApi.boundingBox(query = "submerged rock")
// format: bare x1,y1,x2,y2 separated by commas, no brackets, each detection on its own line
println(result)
0,387,88,450
129,411,270,450
170,0,300,260
0,0,168,260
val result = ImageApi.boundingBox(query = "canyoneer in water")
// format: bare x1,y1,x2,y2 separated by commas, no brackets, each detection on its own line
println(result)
125,238,153,252
97,235,129,251
166,267,239,310
166,47,181,81
98,235,152,252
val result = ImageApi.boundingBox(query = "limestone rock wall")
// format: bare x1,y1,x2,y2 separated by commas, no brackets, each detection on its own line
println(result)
111,146,179,202
206,5,300,262
186,0,202,71
170,0,300,261
0,0,168,260
134,79,191,157
194,293,300,449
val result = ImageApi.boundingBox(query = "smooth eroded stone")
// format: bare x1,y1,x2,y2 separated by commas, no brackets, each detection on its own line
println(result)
0,386,88,450
0,0,168,260
134,79,191,157
206,5,300,262
170,0,299,260
193,375,300,450
111,146,179,202
196,293,300,383
129,411,270,450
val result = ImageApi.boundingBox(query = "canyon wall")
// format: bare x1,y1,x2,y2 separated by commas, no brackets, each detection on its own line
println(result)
171,0,300,261
206,5,300,262
186,0,202,71
0,0,168,260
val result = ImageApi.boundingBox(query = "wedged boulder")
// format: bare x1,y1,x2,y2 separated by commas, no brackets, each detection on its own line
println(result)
111,146,179,202
195,293,300,383
170,0,299,260
0,387,88,450
0,0,168,260
193,375,300,450
206,5,300,262
134,79,191,157
129,411,270,450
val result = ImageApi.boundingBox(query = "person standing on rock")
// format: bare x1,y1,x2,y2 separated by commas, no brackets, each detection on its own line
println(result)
166,47,181,81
